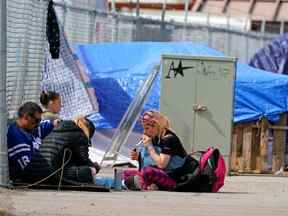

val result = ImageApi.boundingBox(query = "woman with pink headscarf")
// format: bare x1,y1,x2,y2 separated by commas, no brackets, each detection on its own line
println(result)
122,110,188,191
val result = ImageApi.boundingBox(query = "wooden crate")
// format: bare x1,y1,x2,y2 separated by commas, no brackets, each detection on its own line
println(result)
230,114,287,174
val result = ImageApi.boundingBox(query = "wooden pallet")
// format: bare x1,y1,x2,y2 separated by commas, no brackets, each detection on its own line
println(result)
230,114,287,174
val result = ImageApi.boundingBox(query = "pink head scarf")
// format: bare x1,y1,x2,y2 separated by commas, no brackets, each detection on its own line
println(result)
140,110,170,129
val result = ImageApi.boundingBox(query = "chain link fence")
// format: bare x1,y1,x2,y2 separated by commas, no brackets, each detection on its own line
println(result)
5,0,100,120
6,0,48,118
1,0,278,120
54,2,276,64
0,0,8,186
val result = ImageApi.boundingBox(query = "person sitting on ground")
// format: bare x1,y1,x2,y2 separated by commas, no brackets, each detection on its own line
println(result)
18,116,100,185
7,102,60,182
40,90,62,121
122,110,189,191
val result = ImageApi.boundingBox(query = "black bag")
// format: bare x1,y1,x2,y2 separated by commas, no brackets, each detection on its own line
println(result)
172,151,217,192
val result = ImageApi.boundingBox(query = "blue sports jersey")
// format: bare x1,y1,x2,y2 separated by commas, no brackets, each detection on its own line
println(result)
7,120,54,174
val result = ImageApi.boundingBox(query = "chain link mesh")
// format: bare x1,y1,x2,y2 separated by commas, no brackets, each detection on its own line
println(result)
54,3,275,64
3,0,277,119
6,0,48,118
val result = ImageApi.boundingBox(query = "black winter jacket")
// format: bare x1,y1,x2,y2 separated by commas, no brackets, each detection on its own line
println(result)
18,120,95,185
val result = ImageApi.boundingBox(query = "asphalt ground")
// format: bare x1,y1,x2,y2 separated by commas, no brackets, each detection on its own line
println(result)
1,175,288,216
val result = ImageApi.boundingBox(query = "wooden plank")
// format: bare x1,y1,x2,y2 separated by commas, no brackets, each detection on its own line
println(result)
255,156,262,172
268,125,288,130
252,125,288,130
260,118,269,172
232,124,244,173
272,114,286,172
251,128,260,171
242,125,253,172
230,127,239,171
232,124,244,172
236,125,243,158
237,157,244,172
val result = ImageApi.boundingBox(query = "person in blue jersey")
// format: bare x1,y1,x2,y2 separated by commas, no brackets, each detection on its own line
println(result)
7,102,59,181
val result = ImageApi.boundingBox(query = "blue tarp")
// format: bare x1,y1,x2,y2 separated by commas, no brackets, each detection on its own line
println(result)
74,42,288,128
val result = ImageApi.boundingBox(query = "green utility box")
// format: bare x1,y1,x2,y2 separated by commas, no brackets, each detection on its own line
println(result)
160,55,236,162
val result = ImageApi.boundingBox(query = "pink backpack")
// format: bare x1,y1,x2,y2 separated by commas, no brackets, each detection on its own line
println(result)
199,147,226,192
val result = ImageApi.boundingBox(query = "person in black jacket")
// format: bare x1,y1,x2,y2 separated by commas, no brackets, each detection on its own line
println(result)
20,116,100,185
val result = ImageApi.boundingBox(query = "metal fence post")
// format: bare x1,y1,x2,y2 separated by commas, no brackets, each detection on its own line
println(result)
161,0,167,23
184,0,189,24
245,34,249,63
280,20,284,35
0,0,9,187
89,11,96,43
207,13,212,47
260,19,266,48
226,13,231,55
136,0,140,17
111,0,116,13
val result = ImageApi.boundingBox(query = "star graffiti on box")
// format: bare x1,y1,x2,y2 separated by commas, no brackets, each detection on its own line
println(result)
165,60,194,79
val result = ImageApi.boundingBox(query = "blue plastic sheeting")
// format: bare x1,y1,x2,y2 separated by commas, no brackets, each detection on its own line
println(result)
249,33,288,74
235,63,288,122
74,42,288,129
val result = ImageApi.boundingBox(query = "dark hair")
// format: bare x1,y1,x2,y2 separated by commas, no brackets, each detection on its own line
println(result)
40,91,60,106
18,102,43,118
85,117,95,138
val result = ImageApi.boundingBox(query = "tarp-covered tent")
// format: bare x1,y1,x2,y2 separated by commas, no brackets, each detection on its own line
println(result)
74,42,288,129
249,33,288,75
248,34,288,166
